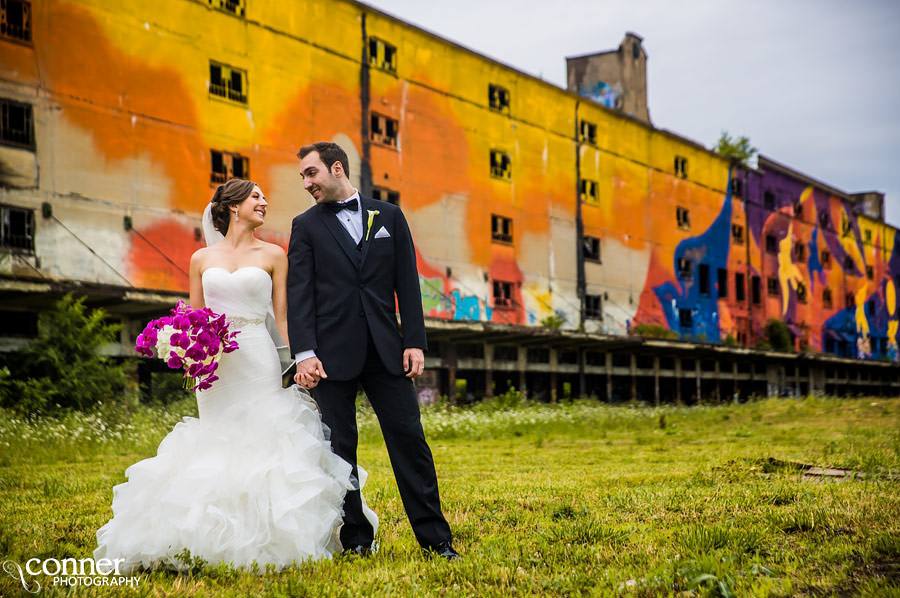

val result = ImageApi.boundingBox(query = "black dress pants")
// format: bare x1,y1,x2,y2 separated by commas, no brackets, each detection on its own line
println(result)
311,334,452,549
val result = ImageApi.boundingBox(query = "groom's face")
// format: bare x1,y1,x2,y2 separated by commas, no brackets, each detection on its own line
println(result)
299,151,341,204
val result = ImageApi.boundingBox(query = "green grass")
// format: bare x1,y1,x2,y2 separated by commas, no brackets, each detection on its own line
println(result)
1,396,899,596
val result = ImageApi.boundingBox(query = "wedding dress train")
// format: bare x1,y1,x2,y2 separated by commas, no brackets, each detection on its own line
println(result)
95,266,377,572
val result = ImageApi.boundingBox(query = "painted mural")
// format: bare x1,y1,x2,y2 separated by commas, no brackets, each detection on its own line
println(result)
1,0,895,362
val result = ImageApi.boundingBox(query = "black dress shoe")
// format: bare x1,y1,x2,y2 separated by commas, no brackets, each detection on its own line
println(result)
424,540,460,560
342,544,373,557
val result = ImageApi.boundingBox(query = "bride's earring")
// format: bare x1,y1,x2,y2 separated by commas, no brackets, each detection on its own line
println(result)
233,211,239,222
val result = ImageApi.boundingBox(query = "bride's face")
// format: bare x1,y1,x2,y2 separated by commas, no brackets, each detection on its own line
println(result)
236,186,267,227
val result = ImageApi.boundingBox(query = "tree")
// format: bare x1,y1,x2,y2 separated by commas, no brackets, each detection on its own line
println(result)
0,294,128,415
762,318,792,352
713,131,758,166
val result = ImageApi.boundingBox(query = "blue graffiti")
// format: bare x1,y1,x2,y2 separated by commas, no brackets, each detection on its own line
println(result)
806,226,824,291
450,290,493,322
653,167,733,341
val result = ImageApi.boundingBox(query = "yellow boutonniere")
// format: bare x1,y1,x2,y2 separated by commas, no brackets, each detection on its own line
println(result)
365,210,380,242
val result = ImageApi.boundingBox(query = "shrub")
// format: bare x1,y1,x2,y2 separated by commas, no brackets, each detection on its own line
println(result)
762,319,792,352
0,294,128,415
630,323,679,340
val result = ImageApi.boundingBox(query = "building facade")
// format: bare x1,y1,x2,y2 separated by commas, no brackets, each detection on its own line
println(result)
0,0,896,401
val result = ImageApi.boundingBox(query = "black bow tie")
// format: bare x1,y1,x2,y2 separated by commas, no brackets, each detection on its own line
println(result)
324,198,358,213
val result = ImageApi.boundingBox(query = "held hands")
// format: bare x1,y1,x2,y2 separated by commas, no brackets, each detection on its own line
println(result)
403,348,425,378
295,356,327,389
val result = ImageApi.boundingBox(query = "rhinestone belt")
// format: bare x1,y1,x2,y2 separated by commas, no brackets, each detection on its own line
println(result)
225,316,265,328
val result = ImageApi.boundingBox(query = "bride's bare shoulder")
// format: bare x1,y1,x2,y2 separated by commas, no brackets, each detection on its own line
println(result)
190,246,213,269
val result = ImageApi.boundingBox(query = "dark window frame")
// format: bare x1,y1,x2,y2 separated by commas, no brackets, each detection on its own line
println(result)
0,203,35,252
585,294,603,319
371,186,399,205
0,97,35,149
0,0,32,44
731,223,744,244
765,234,777,254
490,149,511,180
209,60,248,104
579,120,597,145
491,214,513,244
370,112,398,148
488,83,510,113
368,37,397,73
580,178,598,203
674,155,688,179
676,206,690,229
583,235,601,263
492,279,515,309
209,0,245,18
209,149,249,184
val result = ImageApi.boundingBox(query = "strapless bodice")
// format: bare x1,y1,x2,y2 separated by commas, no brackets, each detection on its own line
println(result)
201,266,272,321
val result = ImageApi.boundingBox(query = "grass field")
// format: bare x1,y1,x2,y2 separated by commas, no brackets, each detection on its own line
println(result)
1,395,899,597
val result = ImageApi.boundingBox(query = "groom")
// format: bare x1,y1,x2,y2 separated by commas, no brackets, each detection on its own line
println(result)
286,141,457,559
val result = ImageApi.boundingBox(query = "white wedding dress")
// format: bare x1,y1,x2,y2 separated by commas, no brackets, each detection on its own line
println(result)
94,266,377,572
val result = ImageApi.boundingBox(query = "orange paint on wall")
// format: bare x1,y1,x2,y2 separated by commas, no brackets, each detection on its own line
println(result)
128,220,202,290
39,0,209,213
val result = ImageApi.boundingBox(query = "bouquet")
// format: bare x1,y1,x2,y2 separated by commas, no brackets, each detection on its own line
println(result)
135,300,240,390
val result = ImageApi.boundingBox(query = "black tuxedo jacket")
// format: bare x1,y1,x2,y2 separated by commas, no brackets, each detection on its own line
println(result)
287,196,428,380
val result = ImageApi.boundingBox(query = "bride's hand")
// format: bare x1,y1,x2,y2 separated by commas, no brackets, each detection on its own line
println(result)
295,356,327,388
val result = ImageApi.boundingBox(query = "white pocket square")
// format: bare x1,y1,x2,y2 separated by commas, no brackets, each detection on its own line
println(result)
373,226,391,239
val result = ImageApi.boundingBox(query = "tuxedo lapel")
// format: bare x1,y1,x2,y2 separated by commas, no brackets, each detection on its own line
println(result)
316,205,360,269
359,196,373,267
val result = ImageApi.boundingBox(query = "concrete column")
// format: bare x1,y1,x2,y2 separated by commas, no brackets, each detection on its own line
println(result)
714,361,721,403
484,343,494,398
518,345,527,396
549,347,558,403
732,361,739,402
695,360,701,403
653,355,660,407
630,353,637,403
674,357,682,405
445,342,458,404
605,352,613,402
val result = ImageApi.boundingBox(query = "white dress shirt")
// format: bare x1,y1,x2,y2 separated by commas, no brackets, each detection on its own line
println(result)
295,190,362,364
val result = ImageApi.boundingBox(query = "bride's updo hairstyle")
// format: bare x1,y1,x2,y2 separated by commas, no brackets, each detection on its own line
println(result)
210,178,258,235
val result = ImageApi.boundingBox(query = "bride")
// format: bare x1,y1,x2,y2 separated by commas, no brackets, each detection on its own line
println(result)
94,178,376,572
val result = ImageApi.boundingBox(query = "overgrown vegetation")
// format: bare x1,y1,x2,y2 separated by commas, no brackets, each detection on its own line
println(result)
0,294,128,416
2,395,898,596
714,131,758,166
630,323,680,340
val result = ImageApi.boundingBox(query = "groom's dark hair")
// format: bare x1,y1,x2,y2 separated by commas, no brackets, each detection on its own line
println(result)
297,142,351,178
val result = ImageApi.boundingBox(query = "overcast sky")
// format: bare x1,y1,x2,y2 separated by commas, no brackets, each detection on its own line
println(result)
365,0,900,227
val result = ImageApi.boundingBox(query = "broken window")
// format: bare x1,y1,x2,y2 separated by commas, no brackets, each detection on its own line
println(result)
583,235,601,262
793,202,804,218
794,241,805,262
210,0,245,17
679,308,692,329
731,177,743,198
585,294,602,319
674,156,687,179
818,210,831,230
765,234,777,254
676,206,690,229
731,223,744,244
488,83,510,113
767,277,779,297
845,292,855,309
821,249,831,268
796,282,807,303
823,288,832,309
491,214,513,243
751,275,761,304
210,149,249,184
368,37,397,72
717,268,728,298
735,272,746,302
492,280,514,308
490,150,511,180
1,0,31,43
0,204,34,251
698,263,710,296
864,229,872,243
677,257,692,280
370,112,398,147
371,186,399,205
866,265,874,280
209,61,247,104
841,216,852,237
579,120,597,145
580,178,598,203
764,190,775,210
0,98,34,149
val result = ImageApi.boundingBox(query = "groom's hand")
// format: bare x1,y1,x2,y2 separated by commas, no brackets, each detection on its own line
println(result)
296,356,327,388
403,348,425,378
